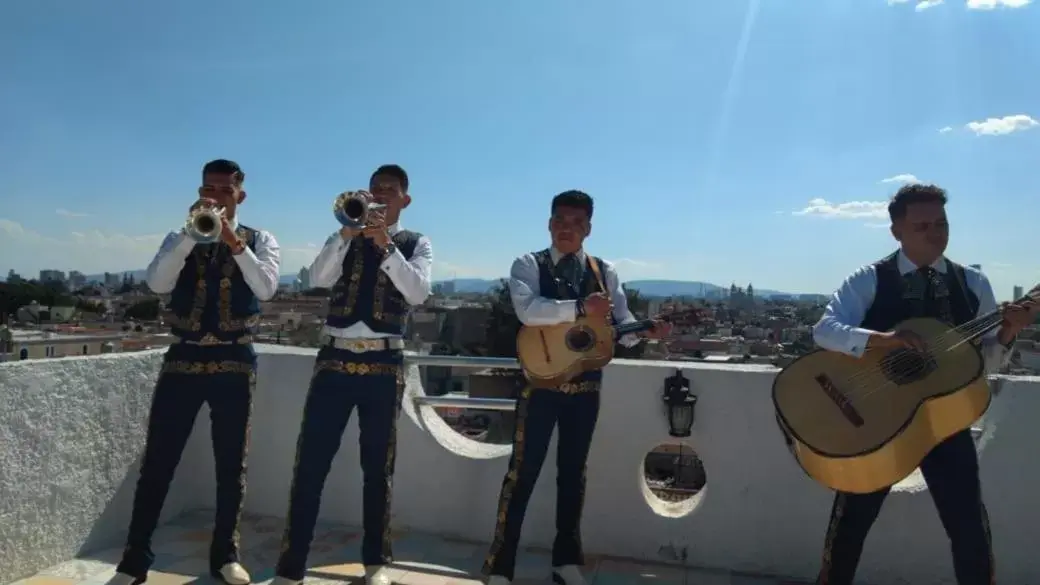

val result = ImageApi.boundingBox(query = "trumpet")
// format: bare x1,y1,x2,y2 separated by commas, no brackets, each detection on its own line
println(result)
333,191,387,230
185,200,226,243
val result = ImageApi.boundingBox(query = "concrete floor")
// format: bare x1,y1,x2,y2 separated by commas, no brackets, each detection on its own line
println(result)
6,510,809,585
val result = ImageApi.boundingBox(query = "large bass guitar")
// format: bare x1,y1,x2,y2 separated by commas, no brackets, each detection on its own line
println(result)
516,308,701,388
773,287,1037,494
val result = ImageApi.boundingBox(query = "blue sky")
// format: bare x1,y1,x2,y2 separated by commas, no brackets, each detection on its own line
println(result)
0,0,1036,298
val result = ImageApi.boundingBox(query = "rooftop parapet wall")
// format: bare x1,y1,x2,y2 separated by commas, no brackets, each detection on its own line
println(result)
2,346,1039,585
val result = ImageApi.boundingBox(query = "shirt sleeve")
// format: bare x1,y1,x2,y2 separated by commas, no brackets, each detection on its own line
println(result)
309,232,351,289
812,265,879,358
603,260,641,348
145,231,195,294
232,229,282,301
379,235,434,306
965,267,1011,375
508,254,578,326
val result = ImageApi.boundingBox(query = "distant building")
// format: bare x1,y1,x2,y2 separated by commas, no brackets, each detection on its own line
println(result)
1,329,123,361
39,269,65,283
297,267,311,290
1014,285,1024,300
68,270,87,290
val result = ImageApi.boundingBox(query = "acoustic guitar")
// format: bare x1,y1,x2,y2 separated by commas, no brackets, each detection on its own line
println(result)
516,309,701,388
773,286,1038,494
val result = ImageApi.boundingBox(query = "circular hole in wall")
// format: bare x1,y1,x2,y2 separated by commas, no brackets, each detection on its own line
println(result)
640,442,706,518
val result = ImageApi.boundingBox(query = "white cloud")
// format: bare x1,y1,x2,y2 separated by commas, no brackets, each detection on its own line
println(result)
607,258,666,279
55,208,91,218
965,114,1038,136
916,0,944,9
938,126,954,133
966,0,1031,9
0,218,164,275
0,218,320,278
793,198,888,219
880,174,920,184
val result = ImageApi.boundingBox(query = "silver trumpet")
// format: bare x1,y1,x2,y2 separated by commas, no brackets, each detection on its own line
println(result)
333,190,386,230
185,201,226,243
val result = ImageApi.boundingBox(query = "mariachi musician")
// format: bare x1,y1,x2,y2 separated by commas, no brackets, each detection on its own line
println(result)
110,159,281,585
273,164,433,585
810,183,1037,585
483,190,669,585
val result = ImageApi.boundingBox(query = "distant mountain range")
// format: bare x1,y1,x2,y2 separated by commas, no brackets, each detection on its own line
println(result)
5,271,820,299
432,277,818,298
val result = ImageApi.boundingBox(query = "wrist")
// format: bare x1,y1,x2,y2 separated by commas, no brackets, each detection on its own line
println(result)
229,239,246,255
997,326,1018,347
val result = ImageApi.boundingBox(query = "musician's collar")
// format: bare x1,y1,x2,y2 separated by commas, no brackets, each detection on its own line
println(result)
550,247,586,265
227,216,239,231
897,249,946,274
386,222,402,235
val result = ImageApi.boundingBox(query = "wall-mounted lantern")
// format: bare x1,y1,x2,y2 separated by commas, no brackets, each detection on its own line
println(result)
663,370,697,437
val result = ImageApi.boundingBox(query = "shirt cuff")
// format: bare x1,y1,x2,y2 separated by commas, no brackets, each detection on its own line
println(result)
380,247,405,273
618,333,641,348
845,327,874,358
232,245,260,269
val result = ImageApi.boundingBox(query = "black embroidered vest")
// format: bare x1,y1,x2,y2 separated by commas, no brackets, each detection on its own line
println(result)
534,249,611,383
167,225,261,342
860,252,979,331
325,230,422,335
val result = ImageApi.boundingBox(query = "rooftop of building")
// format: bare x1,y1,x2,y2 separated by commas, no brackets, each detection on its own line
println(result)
2,345,1039,585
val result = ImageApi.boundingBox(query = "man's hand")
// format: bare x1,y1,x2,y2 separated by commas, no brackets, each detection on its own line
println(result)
643,320,672,339
219,217,244,253
361,207,390,249
190,198,219,213
867,329,927,352
998,298,1039,342
583,292,611,319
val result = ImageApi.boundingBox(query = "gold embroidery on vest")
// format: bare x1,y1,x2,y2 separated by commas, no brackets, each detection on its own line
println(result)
328,243,366,317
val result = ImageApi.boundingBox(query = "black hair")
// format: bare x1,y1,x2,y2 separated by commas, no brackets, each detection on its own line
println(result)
888,183,947,221
202,159,245,185
371,164,409,191
551,190,594,219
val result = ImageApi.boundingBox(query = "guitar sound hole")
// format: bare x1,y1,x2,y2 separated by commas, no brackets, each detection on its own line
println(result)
881,348,937,385
565,326,596,352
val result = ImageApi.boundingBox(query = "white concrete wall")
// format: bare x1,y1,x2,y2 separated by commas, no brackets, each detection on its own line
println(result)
2,345,1040,585
0,350,197,583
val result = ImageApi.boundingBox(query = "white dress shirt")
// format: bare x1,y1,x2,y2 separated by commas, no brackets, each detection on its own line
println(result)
145,217,282,301
508,248,641,348
812,250,1008,373
308,222,434,339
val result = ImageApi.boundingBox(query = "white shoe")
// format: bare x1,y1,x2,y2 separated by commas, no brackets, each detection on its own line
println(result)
365,566,393,585
552,565,587,585
487,576,511,585
218,562,251,585
270,577,301,585
106,573,139,585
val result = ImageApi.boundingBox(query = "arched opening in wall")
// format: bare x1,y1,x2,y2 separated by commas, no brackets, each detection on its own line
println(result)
640,442,706,518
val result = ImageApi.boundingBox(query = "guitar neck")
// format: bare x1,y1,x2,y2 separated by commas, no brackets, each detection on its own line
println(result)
614,319,657,337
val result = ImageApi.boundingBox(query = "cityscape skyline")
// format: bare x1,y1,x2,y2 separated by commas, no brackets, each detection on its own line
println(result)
1,0,1037,299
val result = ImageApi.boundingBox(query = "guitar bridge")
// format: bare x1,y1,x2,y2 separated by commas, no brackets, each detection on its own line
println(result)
814,373,864,427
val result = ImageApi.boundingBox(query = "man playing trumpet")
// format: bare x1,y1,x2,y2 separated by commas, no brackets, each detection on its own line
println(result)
273,164,433,585
109,159,281,585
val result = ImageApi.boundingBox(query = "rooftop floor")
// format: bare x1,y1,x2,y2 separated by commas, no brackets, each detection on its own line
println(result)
7,511,805,585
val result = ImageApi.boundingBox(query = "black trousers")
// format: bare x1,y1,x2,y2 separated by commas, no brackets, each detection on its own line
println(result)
276,347,404,580
484,383,601,581
817,430,994,585
118,345,256,579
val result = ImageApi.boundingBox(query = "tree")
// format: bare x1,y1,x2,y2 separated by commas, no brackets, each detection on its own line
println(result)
0,280,76,319
623,286,649,317
124,298,160,321
484,279,521,358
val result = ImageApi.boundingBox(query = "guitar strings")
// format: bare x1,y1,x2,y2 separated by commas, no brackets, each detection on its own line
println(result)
791,309,1007,435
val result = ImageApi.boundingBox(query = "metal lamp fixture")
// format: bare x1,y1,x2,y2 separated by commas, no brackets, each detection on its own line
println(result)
663,370,697,437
